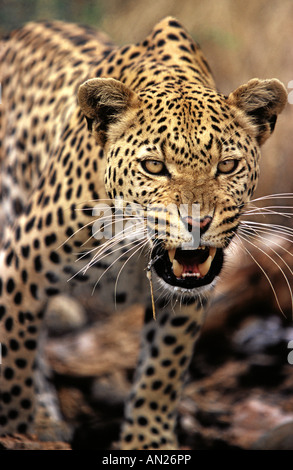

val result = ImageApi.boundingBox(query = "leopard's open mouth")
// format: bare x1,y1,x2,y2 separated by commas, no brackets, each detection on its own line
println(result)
151,244,224,289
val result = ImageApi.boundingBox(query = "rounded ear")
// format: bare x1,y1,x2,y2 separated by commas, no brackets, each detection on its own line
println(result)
78,78,138,146
227,78,287,145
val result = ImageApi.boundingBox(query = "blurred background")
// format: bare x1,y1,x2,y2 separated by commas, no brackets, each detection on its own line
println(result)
1,0,293,450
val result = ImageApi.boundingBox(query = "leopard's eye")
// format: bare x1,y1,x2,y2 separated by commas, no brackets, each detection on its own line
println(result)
141,160,166,175
217,159,239,175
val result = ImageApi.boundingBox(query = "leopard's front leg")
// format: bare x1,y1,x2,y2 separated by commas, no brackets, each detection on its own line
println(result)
120,299,208,450
0,218,76,441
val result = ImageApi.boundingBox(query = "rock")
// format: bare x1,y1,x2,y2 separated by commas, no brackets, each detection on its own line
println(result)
45,295,87,335
0,434,70,450
252,421,293,450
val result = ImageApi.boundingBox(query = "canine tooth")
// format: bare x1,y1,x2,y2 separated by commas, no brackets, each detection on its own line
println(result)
173,259,184,278
209,247,217,259
198,255,213,277
168,249,176,263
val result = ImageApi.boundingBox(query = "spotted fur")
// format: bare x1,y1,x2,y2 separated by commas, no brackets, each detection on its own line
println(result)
0,17,287,449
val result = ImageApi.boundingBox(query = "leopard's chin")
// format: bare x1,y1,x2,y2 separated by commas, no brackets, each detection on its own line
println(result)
151,244,224,296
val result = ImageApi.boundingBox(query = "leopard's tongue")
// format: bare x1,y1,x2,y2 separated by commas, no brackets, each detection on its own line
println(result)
168,248,216,279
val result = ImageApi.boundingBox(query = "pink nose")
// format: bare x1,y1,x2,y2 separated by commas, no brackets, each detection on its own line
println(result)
184,215,212,235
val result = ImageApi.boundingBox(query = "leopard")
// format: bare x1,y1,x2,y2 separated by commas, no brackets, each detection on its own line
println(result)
0,16,287,450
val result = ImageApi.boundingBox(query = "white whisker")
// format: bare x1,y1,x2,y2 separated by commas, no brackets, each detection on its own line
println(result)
240,221,293,246
83,227,147,272
236,231,293,317
114,239,150,308
250,193,293,203
235,233,286,316
92,237,148,295
239,225,293,274
86,215,146,246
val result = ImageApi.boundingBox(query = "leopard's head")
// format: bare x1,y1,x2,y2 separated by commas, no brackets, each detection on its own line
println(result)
78,76,287,297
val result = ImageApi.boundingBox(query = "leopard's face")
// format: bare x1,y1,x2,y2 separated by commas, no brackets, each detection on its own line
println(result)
101,87,260,296
78,77,286,297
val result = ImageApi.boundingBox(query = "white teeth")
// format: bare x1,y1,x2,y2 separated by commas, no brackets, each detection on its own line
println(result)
198,255,213,277
172,259,184,278
168,249,183,278
182,272,200,278
198,247,217,277
209,247,217,258
168,246,217,280
168,249,176,263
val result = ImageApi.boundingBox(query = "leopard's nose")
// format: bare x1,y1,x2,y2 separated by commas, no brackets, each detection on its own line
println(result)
183,215,213,236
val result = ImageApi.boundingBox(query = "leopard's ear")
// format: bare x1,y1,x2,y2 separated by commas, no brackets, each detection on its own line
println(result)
227,78,287,145
78,78,138,146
